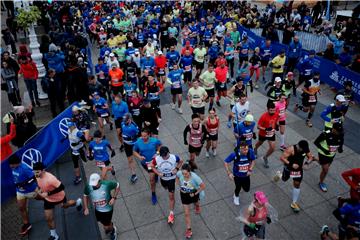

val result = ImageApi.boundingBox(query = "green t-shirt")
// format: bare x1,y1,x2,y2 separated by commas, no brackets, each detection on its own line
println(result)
200,70,216,90
114,47,126,62
230,31,240,46
84,180,118,212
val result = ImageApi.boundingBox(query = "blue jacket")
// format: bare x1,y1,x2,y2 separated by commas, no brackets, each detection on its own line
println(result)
328,35,344,55
288,41,302,59
45,51,65,73
166,51,180,66
111,100,129,120
298,56,315,76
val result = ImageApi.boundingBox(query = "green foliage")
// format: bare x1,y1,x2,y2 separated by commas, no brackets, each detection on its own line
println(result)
16,6,41,29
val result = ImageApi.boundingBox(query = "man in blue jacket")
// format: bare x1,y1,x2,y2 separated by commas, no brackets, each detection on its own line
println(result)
297,50,315,87
287,36,302,72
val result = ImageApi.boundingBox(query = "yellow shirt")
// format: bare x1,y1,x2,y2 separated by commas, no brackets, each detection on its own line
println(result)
107,38,118,48
116,35,127,45
271,55,286,73
225,21,236,32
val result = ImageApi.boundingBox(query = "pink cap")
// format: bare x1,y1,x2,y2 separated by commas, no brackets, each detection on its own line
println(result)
254,191,268,205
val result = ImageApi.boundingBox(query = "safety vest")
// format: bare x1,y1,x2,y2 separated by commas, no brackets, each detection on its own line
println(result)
317,131,340,157
324,104,344,129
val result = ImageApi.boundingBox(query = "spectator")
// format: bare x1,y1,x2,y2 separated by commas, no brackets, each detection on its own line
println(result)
350,54,360,73
1,28,16,55
17,45,31,61
11,105,37,148
322,42,335,61
1,60,21,106
287,36,302,72
328,33,344,57
1,51,19,83
45,69,65,118
282,24,295,45
1,114,16,161
18,56,40,107
336,47,352,67
311,1,322,26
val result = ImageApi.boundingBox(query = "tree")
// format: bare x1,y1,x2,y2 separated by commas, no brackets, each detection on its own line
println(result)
16,6,41,29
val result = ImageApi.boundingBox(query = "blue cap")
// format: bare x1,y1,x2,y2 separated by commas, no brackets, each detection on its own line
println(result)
309,50,316,55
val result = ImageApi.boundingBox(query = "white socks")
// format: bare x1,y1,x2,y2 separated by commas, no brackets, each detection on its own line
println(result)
292,188,300,203
280,134,285,146
50,229,58,238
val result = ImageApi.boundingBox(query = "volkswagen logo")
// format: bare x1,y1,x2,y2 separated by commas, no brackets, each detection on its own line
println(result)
22,148,42,169
59,117,71,137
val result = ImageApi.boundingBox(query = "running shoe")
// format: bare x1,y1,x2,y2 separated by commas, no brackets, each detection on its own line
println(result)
319,182,328,192
279,145,287,151
119,145,124,152
76,198,82,211
73,176,82,185
158,118,162,122
195,204,201,214
306,120,313,128
171,103,175,110
254,84,259,89
206,151,210,158
178,107,183,114
110,226,117,240
273,171,282,182
212,149,217,156
233,195,240,206
262,157,269,168
216,101,221,107
290,202,301,212
167,212,175,224
130,175,138,183
227,121,232,128
185,228,193,239
151,194,158,205
48,236,59,240
320,225,329,235
19,223,32,235
111,166,116,176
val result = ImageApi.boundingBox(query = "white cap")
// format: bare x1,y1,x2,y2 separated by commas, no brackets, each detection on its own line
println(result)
105,50,110,55
109,53,115,57
146,53,151,57
336,94,346,102
89,173,101,186
274,77,282,82
72,105,82,112
135,48,140,53
158,50,163,55
128,42,133,47
244,114,254,122
13,106,25,114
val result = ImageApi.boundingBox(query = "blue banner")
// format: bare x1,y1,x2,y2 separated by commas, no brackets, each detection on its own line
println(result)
1,103,77,202
237,25,360,102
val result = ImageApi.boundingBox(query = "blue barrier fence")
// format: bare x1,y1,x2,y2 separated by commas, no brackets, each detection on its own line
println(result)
1,103,77,203
238,25,360,102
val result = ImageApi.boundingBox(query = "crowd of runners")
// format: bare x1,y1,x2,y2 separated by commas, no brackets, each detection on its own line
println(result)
2,1,359,240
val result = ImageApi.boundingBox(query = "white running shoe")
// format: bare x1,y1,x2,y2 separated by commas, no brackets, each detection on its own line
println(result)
171,103,175,110
273,170,282,182
206,151,210,158
178,107,183,114
233,195,240,206
212,149,217,156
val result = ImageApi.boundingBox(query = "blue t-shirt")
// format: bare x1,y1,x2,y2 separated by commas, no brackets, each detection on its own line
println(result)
12,163,37,193
234,121,255,146
111,100,129,120
168,69,184,89
339,202,360,228
89,140,110,161
124,83,137,97
133,137,161,163
93,97,108,115
121,122,139,145
224,149,256,177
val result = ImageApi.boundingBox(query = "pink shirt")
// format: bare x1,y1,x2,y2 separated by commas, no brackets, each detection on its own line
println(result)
275,101,287,121
37,172,65,202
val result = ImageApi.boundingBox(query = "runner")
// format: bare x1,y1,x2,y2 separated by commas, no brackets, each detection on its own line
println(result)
123,78,137,100
237,35,250,69
199,64,216,111
32,162,79,240
72,104,92,142
127,90,143,129
180,50,194,86
269,49,286,85
92,92,113,136
108,63,124,96
297,50,316,87
281,72,296,106
83,173,120,240
187,79,208,120
144,75,164,121
224,141,256,206
176,163,206,239
254,101,279,168
260,39,273,82
166,45,180,72
335,80,355,115
314,123,344,192
193,43,207,78
294,72,321,127
266,77,284,104
339,168,360,205
183,113,208,170
111,94,129,152
249,47,261,89
332,198,360,240
320,95,347,131
123,56,138,86
275,93,288,151
227,78,248,128
229,94,250,130
204,108,220,157
214,61,228,107
140,99,160,137
273,140,315,212
167,64,184,114
133,128,162,204
151,146,183,224
121,113,140,183
89,130,116,180
234,114,256,148
224,42,235,81
9,155,39,236
154,50,167,85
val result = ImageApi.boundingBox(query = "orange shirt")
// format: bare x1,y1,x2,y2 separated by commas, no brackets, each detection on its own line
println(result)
215,66,228,83
109,68,124,87
257,112,279,137
37,172,65,202
155,56,167,69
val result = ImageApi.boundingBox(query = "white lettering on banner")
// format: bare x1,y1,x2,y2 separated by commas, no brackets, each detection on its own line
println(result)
22,148,43,169
329,71,339,83
59,118,71,137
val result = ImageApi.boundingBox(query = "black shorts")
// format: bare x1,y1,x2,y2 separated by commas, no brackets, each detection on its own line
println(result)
44,196,67,210
207,133,218,141
258,135,276,142
194,60,204,70
141,161,154,173
95,209,113,226
216,36,223,42
205,88,215,98
191,106,205,115
71,148,85,168
171,88,183,95
215,82,227,91
157,69,166,77
149,126,159,135
124,143,134,157
96,111,110,118
244,224,265,239
318,153,335,165
234,176,251,192
96,160,111,168
239,56,248,63
261,60,269,67
302,94,317,107
282,167,303,183
183,71,192,82
279,120,286,126
115,118,122,129
189,145,202,154
180,191,199,205
111,85,124,96
160,178,176,193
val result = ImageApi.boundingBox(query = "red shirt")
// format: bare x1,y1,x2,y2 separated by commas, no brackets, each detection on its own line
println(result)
1,123,16,161
155,56,167,69
19,61,38,80
215,66,228,83
257,112,279,137
342,168,360,200
215,57,227,67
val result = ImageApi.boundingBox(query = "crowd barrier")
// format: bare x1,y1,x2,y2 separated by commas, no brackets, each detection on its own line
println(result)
238,25,360,102
1,103,76,203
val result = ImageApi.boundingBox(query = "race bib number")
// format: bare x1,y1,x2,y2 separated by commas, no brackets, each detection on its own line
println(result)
243,132,253,141
96,161,106,168
209,128,217,135
192,98,202,105
172,81,181,89
329,145,339,153
198,55,204,60
185,65,192,72
290,171,301,178
159,68,165,74
101,113,109,117
279,108,285,117
265,130,274,138
192,137,201,145
238,163,249,173
94,199,107,207
305,69,311,76
241,49,248,54
308,95,316,103
132,109,140,116
163,172,173,177
112,78,118,83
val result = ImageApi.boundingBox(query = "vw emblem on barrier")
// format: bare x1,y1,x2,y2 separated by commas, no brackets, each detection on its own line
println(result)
22,148,42,169
59,117,71,137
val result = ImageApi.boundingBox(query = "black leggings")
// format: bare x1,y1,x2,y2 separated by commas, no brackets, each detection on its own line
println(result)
234,176,250,196
71,147,86,168
227,58,235,78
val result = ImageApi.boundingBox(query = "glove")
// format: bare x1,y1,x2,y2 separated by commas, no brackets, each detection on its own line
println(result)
252,133,257,139
265,127,273,132
248,223,256,230
266,217,272,224
111,150,116,157
184,140,188,145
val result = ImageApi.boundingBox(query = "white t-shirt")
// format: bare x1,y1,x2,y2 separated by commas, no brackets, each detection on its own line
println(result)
188,86,207,108
215,25,226,37
193,48,207,63
232,101,250,123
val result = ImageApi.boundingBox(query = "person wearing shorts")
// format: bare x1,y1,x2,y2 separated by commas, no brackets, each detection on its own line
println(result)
214,63,228,107
224,142,256,206
167,64,184,114
180,50,194,85
121,113,140,183
72,105,92,142
111,94,129,152
92,92,113,136
176,163,205,239
200,64,216,111
9,155,39,236
33,162,78,240
187,79,208,120
151,146,183,224
193,44,207,78
254,101,279,168
83,173,120,240
275,94,288,151
204,108,219,157
133,128,162,205
89,130,116,180
273,140,315,212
